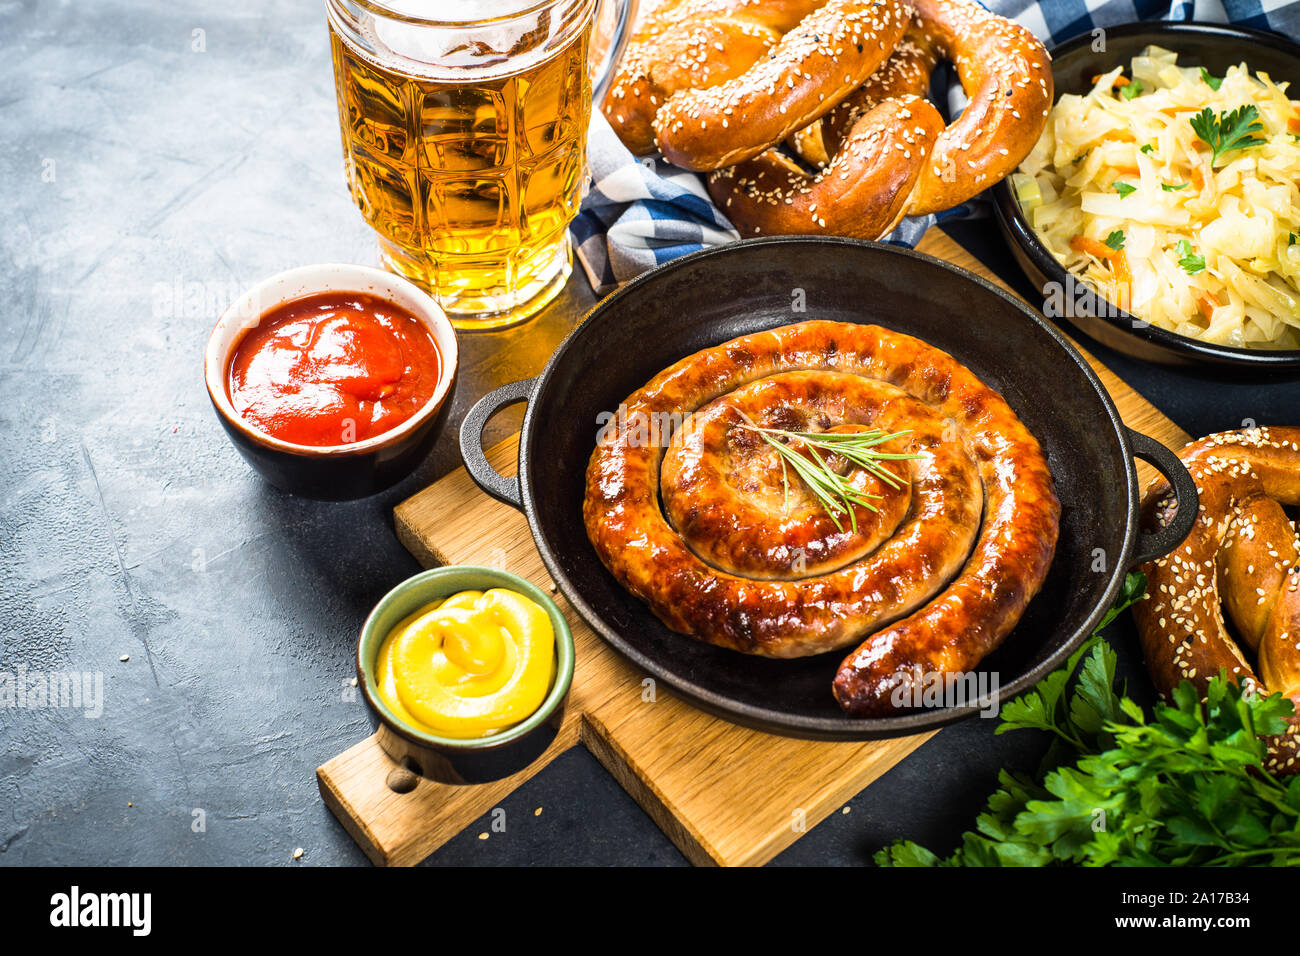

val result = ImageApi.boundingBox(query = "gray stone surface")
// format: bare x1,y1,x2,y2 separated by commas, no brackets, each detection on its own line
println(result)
2,0,1297,867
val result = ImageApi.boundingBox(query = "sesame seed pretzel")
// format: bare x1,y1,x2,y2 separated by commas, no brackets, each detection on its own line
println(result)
602,0,910,171
1133,427,1300,776
706,0,1053,237
707,26,945,238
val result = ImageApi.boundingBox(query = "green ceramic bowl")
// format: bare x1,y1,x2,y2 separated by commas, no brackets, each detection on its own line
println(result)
356,565,574,784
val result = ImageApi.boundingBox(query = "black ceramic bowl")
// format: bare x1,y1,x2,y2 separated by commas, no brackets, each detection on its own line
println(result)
992,21,1300,370
457,237,1198,741
204,264,458,499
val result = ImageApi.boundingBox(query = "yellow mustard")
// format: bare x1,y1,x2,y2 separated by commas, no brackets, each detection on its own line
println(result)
375,588,555,739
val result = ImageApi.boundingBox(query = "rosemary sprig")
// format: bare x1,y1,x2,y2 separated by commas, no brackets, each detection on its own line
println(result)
740,424,925,533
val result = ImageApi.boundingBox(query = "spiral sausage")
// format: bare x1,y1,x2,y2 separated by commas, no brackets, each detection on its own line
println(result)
1133,427,1300,775
583,321,1060,715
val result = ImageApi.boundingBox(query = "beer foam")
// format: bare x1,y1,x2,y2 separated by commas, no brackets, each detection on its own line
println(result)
379,0,545,18
367,0,587,79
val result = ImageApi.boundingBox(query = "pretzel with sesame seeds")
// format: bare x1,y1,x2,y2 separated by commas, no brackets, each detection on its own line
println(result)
1133,426,1300,776
602,0,910,171
706,21,944,238
895,0,1052,216
705,0,1052,237
786,0,1054,214
786,21,939,166
707,94,945,237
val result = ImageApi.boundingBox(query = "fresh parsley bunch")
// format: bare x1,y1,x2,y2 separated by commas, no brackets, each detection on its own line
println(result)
875,573,1300,867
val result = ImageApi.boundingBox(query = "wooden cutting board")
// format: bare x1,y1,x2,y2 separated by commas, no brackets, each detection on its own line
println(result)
317,230,1190,867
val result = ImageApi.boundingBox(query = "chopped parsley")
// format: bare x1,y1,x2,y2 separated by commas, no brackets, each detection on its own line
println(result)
1199,66,1223,91
1190,105,1267,165
1177,239,1206,274
1104,230,1126,251
1113,181,1137,198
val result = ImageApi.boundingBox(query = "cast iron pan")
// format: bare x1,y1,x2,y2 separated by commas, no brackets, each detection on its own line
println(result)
460,238,1197,740
991,21,1300,370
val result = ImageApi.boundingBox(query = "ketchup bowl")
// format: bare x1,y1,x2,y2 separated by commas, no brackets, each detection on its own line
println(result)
205,264,458,499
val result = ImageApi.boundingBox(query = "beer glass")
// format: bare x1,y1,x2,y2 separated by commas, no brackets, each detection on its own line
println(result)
326,0,635,329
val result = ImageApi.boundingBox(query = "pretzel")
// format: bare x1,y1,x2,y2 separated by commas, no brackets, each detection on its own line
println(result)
895,0,1053,215
1132,427,1300,776
707,41,945,237
786,21,939,164
707,0,1053,235
602,0,910,170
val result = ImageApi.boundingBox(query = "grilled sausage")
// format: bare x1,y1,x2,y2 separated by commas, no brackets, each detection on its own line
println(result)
583,321,1060,715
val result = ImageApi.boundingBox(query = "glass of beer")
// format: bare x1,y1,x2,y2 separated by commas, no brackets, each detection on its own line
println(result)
326,0,635,330
330,0,634,329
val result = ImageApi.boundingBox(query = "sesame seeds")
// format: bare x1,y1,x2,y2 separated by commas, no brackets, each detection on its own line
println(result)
1135,428,1300,772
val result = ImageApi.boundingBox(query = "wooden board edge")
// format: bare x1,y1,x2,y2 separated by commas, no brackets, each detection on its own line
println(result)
393,510,446,570
317,738,394,867
737,733,936,867
317,720,585,868
579,711,724,867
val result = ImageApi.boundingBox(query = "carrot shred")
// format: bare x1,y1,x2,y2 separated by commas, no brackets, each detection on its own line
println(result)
1069,236,1132,307
1070,235,1113,258
1109,249,1133,286
1197,291,1220,321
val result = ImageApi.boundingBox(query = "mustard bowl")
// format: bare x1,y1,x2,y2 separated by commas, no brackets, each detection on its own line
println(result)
356,565,574,785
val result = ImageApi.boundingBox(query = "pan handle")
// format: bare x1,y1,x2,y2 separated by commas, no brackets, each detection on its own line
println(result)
459,378,536,511
1126,427,1198,565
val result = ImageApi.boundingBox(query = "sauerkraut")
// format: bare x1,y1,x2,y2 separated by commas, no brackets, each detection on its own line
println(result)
1015,46,1300,350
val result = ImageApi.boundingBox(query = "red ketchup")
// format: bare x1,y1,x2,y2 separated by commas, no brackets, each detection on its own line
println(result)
228,292,442,447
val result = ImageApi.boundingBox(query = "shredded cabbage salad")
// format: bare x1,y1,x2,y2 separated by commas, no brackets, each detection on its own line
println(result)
1015,46,1300,349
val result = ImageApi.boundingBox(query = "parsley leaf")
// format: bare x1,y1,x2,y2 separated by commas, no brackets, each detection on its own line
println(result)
1162,182,1190,192
1177,239,1206,274
874,572,1300,868
1199,66,1223,91
1190,105,1268,165
1140,143,1155,154
1113,181,1137,198
1121,78,1143,100
1104,230,1125,251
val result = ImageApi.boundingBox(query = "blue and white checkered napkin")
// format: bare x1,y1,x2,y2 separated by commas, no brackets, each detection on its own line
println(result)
570,0,1300,295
